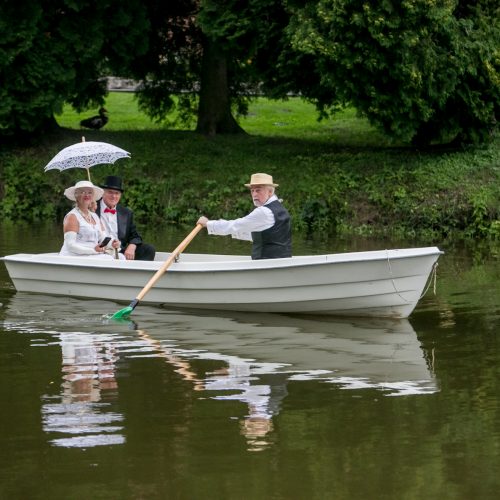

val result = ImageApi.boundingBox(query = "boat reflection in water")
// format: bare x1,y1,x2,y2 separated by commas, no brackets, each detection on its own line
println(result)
2,293,437,451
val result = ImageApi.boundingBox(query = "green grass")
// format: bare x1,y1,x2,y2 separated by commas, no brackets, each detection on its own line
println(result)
56,91,392,146
57,92,167,131
1,92,499,241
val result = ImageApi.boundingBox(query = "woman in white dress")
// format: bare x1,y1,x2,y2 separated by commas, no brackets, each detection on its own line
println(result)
59,180,123,259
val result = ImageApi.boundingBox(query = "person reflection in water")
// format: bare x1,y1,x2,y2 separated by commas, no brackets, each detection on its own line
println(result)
199,359,289,451
60,334,118,402
136,329,289,451
205,368,288,451
41,332,124,448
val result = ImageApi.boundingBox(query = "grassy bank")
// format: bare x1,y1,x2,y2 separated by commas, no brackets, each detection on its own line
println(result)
0,92,499,241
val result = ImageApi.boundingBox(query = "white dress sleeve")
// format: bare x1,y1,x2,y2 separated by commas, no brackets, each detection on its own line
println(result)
63,231,99,255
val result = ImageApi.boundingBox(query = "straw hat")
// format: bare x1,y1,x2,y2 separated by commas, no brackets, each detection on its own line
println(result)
244,173,279,187
64,180,104,202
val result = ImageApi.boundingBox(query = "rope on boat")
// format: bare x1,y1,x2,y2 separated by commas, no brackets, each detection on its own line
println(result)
386,250,439,305
419,262,439,299
386,251,439,302
385,250,411,304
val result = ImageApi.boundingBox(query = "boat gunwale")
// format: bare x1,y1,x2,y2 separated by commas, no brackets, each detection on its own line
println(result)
1,247,443,274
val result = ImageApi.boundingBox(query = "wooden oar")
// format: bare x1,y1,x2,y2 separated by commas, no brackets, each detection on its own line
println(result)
111,224,203,319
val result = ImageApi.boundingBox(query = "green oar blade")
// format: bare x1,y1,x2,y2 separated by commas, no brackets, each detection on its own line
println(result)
110,299,139,320
111,306,134,320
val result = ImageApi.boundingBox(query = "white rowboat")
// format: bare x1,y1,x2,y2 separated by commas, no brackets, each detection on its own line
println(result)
1,247,442,318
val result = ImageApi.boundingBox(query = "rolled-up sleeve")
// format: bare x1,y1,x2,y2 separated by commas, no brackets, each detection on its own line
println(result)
207,206,275,241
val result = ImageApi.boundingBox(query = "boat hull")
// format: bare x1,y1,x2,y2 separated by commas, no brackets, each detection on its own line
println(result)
1,247,442,318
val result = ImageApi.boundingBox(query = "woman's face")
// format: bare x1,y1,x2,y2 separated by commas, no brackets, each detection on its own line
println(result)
75,188,94,207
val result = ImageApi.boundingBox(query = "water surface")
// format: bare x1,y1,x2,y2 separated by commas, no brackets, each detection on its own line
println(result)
1,223,499,499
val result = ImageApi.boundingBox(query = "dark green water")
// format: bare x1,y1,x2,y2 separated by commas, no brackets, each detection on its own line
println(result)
1,223,499,499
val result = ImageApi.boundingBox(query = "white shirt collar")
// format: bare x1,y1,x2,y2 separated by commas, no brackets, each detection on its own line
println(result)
264,194,278,205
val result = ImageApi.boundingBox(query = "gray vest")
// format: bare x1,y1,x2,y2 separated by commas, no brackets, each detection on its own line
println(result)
251,200,292,260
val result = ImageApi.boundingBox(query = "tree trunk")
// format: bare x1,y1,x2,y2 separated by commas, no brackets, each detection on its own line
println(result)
196,38,245,136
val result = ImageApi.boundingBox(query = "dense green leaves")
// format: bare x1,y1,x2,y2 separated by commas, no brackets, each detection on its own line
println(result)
1,0,498,144
287,0,500,144
1,96,498,239
131,0,288,131
0,0,148,137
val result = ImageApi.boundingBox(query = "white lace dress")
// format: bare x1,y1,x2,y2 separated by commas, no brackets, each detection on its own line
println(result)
59,208,115,259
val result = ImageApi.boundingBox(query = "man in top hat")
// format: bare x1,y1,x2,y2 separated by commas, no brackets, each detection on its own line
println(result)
96,175,156,261
197,173,291,260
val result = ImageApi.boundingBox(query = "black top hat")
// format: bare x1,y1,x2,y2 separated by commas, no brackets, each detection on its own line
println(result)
100,175,124,192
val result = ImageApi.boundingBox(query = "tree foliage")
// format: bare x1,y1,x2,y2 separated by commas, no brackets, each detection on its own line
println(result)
1,0,498,144
287,0,500,145
0,0,148,137
127,0,297,134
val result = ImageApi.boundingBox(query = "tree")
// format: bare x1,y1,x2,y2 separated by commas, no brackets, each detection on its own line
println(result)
2,0,497,144
195,37,245,134
286,0,500,145
107,0,500,143
127,0,279,135
0,0,149,138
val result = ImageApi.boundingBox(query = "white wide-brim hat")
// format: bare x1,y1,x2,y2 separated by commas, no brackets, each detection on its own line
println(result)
244,173,279,187
64,180,104,202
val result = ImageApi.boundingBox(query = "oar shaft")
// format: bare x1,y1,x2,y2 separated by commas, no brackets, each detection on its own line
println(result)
110,224,203,320
135,224,203,301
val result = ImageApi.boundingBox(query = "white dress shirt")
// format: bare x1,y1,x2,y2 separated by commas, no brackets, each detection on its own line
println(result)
99,199,118,239
207,195,278,241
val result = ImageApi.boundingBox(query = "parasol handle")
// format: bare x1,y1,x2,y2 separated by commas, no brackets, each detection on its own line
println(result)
81,137,91,181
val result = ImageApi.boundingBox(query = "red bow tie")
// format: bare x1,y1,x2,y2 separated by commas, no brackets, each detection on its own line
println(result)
104,208,116,214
